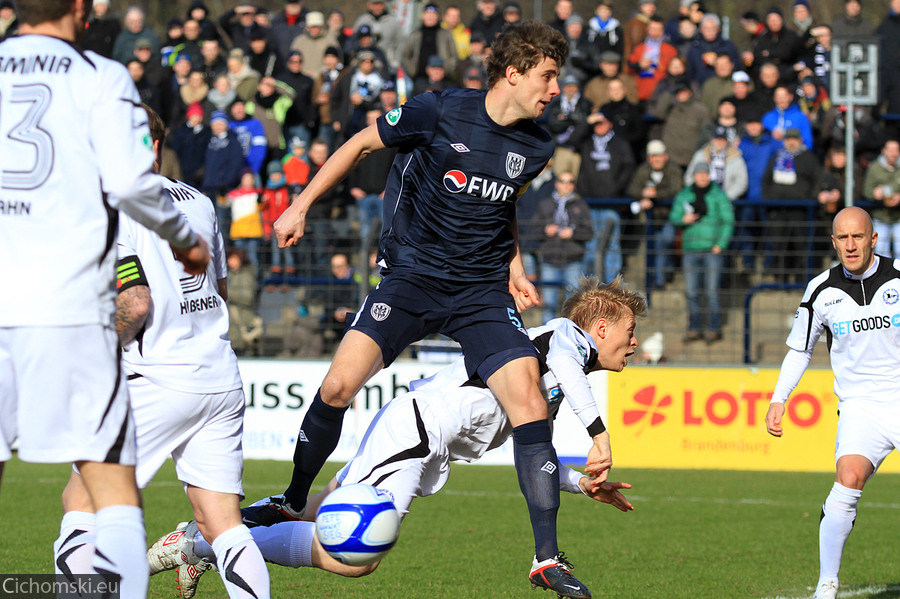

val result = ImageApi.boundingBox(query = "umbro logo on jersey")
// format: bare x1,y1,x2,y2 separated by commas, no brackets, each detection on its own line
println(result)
386,107,402,126
884,288,899,305
506,152,525,178
540,461,557,474
450,143,470,153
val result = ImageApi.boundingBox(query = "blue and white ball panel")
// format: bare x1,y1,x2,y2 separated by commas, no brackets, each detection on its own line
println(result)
315,483,401,566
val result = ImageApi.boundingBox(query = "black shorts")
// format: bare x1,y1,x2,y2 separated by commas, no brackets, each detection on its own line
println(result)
349,273,537,381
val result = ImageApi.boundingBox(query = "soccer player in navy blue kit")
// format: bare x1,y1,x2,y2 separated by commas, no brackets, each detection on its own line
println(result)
250,22,608,598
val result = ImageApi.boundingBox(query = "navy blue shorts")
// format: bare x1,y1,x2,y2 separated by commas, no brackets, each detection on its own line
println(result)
348,273,537,380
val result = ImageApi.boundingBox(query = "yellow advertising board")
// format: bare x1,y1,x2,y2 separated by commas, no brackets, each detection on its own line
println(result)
609,367,900,473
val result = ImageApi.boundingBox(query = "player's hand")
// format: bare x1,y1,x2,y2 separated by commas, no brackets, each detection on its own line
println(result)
585,431,612,483
510,274,541,311
172,237,210,274
579,479,634,512
274,202,307,248
765,402,785,437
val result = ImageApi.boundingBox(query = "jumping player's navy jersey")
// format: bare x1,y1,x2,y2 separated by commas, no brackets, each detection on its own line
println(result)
376,88,555,283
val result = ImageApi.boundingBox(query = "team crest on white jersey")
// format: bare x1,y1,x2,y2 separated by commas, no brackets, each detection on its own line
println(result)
884,288,899,305
505,152,525,178
371,302,391,321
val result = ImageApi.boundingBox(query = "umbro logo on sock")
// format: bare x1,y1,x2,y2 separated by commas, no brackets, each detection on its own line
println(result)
540,461,557,474
298,430,309,442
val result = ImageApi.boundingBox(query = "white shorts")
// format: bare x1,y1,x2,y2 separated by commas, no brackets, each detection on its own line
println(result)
835,400,900,471
130,376,244,496
336,394,448,518
0,324,135,465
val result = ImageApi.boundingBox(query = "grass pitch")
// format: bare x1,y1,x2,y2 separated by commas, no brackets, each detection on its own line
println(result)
2,457,900,598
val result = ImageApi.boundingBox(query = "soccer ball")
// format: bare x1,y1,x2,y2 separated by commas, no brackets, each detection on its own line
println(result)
315,483,400,566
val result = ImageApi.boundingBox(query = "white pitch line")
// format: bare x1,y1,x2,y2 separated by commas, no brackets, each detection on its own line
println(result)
763,583,900,599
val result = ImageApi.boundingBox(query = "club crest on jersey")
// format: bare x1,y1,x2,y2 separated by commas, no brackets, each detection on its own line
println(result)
371,302,391,321
506,152,525,178
386,107,402,126
885,288,899,304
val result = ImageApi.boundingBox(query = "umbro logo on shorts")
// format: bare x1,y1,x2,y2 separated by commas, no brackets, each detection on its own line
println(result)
540,461,557,474
298,431,309,442
371,303,391,321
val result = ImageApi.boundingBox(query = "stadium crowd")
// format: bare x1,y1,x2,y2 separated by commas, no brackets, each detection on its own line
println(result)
23,0,900,352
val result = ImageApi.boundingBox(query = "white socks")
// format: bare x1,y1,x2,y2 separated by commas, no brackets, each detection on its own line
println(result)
210,524,270,599
53,511,96,577
194,521,315,569
93,505,149,599
818,482,862,585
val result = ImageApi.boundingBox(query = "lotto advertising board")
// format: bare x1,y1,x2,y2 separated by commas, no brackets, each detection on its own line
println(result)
608,367,900,473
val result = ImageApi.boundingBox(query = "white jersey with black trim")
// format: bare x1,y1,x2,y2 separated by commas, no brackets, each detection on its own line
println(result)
118,177,240,393
410,318,601,463
784,255,900,404
0,35,194,327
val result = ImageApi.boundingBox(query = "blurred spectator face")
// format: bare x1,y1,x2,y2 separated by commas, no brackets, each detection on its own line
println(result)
555,172,576,193
201,40,221,63
718,100,736,119
600,60,620,77
793,4,810,22
227,56,245,74
639,1,656,17
127,61,144,82
188,70,206,89
240,171,256,188
426,64,445,82
845,0,861,17
893,0,900,16
812,26,831,47
380,88,398,107
678,18,696,41
124,8,144,33
307,24,324,38
190,6,207,21
323,53,339,69
689,2,705,23
231,101,247,120
504,7,521,23
250,38,267,54
173,58,192,77
331,254,351,279
646,20,664,40
255,12,270,27
773,87,793,110
694,169,711,187
422,9,440,27
327,11,344,31
802,81,817,99
365,108,382,126
712,136,728,151
133,44,152,62
443,6,462,28
308,141,329,165
237,6,256,25
258,77,276,96
830,149,847,169
184,20,201,41
565,20,583,41
592,116,612,135
285,1,302,16
744,120,763,137
607,79,625,101
287,54,304,72
555,0,573,20
169,22,184,40
667,56,686,76
714,54,733,78
213,75,231,93
765,12,783,33
883,141,900,165
470,38,486,56
93,2,108,17
648,152,668,170
211,119,228,135
595,3,612,21
675,88,693,103
759,63,779,88
358,57,375,75
783,135,802,152
479,0,497,17
699,18,719,42
368,0,386,16
732,80,749,98
187,109,204,127
562,81,578,98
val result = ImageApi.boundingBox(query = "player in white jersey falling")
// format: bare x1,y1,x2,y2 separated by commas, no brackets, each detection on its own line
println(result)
51,106,269,599
765,206,900,599
149,276,643,597
0,2,209,597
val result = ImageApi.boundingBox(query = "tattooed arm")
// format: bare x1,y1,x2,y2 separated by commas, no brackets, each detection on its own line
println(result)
115,285,151,347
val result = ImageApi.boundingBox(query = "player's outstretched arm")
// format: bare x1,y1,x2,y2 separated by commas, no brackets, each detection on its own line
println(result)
172,237,211,275
765,402,785,437
578,479,634,512
275,124,387,248
584,431,612,483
